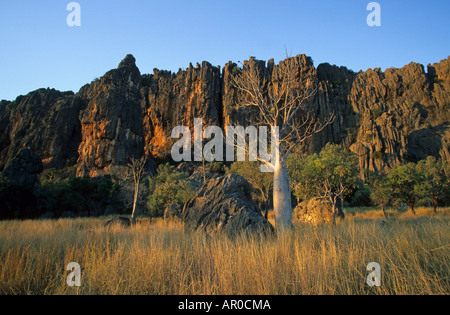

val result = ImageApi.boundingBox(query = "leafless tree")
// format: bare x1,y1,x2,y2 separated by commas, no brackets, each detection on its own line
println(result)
231,55,334,231
128,156,147,223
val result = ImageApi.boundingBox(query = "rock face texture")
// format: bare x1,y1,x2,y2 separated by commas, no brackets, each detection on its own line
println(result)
221,55,317,129
0,89,82,170
140,61,223,160
182,174,274,236
76,55,145,177
310,58,450,176
2,147,43,190
346,62,450,175
0,54,449,177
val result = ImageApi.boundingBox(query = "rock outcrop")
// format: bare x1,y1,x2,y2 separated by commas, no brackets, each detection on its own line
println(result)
76,55,145,177
140,61,223,160
164,202,183,221
0,89,82,170
311,58,450,176
182,174,274,236
2,147,43,190
1,54,449,178
294,198,344,225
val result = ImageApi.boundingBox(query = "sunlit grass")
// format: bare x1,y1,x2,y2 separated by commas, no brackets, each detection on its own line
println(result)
0,208,448,295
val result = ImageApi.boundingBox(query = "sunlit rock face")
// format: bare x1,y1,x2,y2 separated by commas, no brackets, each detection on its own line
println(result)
76,54,145,177
310,58,450,176
140,61,223,160
0,54,448,177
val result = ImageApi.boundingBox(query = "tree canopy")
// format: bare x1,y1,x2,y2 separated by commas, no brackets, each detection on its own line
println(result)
288,143,359,224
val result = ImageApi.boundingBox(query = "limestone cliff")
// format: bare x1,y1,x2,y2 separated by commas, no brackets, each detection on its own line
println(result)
0,54,448,178
347,60,450,175
0,89,82,170
76,54,145,177
140,61,222,160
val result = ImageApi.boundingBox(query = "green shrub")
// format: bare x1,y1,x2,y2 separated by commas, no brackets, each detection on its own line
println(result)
207,162,226,175
373,151,383,161
350,184,372,207
370,107,383,120
146,163,195,217
40,175,119,217
362,132,373,143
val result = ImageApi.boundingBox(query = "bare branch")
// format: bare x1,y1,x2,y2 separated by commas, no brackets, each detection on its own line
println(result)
230,55,334,159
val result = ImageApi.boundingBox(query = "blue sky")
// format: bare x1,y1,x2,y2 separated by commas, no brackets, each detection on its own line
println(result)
0,0,449,101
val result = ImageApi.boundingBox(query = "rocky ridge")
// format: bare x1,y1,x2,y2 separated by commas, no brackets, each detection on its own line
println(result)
0,54,448,177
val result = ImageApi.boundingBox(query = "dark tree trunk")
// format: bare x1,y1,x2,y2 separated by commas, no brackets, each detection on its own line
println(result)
331,195,338,226
264,201,269,220
382,205,388,220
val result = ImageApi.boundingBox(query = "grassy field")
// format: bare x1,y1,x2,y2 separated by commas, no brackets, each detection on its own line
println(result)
0,207,449,295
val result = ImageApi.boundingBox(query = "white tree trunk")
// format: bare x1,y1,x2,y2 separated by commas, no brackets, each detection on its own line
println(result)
273,155,292,231
131,182,139,223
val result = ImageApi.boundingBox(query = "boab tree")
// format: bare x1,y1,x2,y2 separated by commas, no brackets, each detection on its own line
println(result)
231,55,333,230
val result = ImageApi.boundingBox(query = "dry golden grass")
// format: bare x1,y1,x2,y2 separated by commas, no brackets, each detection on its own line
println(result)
0,208,449,295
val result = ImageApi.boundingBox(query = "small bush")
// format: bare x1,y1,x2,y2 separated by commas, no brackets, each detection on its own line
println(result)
373,151,383,161
40,175,119,217
370,107,383,120
350,184,373,207
146,163,195,218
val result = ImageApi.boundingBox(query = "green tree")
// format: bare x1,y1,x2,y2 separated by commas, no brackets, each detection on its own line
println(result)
227,161,273,219
370,173,392,219
287,148,306,205
416,157,449,214
350,183,372,207
146,163,195,218
40,175,119,217
289,144,359,225
388,163,426,215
